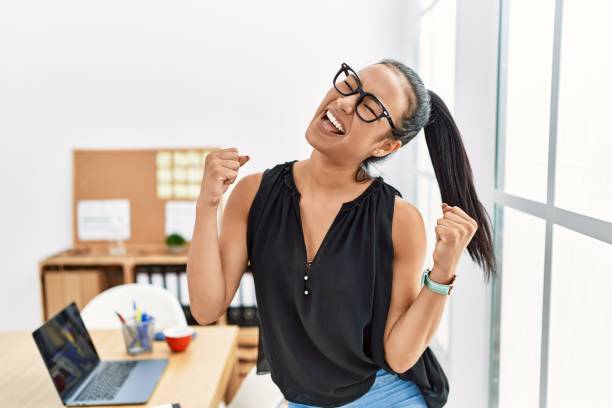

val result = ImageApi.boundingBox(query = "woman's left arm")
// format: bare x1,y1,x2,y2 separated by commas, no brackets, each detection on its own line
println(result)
383,199,478,373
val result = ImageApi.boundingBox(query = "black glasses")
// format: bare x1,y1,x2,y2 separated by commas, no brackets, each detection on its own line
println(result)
333,62,396,130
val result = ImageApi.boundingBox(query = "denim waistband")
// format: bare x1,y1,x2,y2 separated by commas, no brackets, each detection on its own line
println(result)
287,368,425,408
373,367,402,386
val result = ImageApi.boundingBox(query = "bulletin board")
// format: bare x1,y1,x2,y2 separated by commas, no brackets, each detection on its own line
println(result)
72,147,219,248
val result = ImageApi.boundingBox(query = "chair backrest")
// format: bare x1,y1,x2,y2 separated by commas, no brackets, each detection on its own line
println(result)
227,366,285,408
81,283,187,330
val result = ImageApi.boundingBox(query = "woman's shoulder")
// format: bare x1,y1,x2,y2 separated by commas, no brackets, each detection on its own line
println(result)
238,159,295,193
377,177,403,199
374,180,423,234
376,179,419,221
232,159,296,219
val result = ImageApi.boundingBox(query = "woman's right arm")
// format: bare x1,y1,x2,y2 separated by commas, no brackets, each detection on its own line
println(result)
186,147,261,325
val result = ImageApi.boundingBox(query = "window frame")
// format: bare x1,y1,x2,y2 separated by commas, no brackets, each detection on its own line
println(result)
490,0,612,406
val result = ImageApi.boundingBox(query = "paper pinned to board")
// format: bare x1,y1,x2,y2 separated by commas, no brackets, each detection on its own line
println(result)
157,168,172,182
156,152,172,168
165,200,196,241
77,199,131,241
157,183,172,199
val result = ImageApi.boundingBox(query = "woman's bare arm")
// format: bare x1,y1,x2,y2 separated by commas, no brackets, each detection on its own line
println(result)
186,147,262,325
384,198,477,372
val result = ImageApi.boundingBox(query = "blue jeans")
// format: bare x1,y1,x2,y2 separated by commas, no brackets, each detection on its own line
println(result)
287,368,428,407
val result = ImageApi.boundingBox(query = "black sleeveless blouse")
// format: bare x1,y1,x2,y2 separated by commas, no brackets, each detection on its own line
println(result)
246,160,449,407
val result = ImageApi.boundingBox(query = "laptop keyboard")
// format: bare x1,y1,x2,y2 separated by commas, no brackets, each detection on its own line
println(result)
74,361,138,401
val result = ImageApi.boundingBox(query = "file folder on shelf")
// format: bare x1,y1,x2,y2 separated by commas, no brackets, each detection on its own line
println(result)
226,265,258,327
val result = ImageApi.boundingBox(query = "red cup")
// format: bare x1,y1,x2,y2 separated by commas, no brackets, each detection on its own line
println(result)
163,326,194,352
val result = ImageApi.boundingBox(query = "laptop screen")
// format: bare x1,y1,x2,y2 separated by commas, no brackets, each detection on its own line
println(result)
32,302,100,399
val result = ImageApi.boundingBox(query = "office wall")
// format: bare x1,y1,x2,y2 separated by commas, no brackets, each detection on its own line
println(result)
449,0,500,407
0,0,410,330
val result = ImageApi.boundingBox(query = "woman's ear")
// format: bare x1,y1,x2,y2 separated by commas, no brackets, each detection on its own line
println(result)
379,138,402,155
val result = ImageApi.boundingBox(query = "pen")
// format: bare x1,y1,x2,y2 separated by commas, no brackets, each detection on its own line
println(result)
115,311,127,325
117,311,139,349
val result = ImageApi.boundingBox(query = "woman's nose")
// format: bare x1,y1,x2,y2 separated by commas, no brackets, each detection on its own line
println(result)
335,94,358,114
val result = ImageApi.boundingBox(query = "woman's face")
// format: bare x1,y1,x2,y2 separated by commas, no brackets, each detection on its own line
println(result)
305,63,410,164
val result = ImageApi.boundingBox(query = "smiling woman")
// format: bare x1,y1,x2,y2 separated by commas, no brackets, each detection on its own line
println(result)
187,57,496,408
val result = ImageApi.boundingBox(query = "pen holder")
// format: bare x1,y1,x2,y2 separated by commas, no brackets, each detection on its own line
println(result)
121,316,155,355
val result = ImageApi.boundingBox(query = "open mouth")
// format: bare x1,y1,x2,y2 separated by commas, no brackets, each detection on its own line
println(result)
320,109,345,135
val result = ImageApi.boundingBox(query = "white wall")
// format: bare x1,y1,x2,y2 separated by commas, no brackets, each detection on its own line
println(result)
448,0,500,407
0,0,408,330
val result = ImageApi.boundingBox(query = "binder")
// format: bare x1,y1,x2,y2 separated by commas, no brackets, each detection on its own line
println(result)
136,271,150,285
227,281,242,325
179,272,189,305
151,271,165,289
225,271,259,327
241,272,258,327
164,271,179,299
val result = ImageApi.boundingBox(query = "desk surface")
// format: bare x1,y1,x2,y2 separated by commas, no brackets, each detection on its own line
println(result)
0,325,239,408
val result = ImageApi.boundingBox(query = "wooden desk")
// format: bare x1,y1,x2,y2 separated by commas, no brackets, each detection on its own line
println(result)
0,325,239,408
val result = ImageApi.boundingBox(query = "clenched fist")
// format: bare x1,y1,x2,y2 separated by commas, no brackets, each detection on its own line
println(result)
432,202,478,276
197,147,250,209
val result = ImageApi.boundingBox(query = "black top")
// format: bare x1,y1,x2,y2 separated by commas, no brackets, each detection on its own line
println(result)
246,160,449,407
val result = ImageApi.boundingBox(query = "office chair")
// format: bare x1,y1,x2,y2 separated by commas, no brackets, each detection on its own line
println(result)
81,283,187,330
223,365,286,408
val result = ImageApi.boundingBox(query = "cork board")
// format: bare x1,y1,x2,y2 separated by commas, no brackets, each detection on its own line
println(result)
73,147,219,248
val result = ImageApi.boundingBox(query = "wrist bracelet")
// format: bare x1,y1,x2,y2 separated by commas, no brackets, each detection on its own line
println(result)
421,267,457,296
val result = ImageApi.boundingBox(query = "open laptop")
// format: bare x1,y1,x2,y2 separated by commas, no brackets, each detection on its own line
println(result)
32,302,168,406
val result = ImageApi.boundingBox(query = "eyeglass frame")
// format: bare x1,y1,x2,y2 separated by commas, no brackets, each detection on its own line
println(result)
332,62,397,130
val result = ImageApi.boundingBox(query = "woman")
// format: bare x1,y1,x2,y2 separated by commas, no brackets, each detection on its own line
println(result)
187,58,497,408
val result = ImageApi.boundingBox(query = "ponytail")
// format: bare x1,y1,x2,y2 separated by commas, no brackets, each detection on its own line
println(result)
423,90,497,282
370,58,497,283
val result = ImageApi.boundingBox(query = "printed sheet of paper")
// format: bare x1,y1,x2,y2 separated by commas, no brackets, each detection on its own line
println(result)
165,200,197,240
77,199,131,241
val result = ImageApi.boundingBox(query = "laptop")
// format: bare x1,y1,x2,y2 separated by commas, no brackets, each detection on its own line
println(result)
32,302,168,406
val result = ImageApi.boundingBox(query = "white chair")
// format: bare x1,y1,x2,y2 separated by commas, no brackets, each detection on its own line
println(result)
226,366,286,408
81,283,187,330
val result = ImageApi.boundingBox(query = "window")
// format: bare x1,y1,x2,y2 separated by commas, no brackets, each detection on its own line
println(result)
548,225,612,406
496,206,546,407
500,0,555,202
492,1,612,407
554,1,612,222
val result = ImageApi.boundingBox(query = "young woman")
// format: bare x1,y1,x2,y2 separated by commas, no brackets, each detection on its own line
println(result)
187,59,496,408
